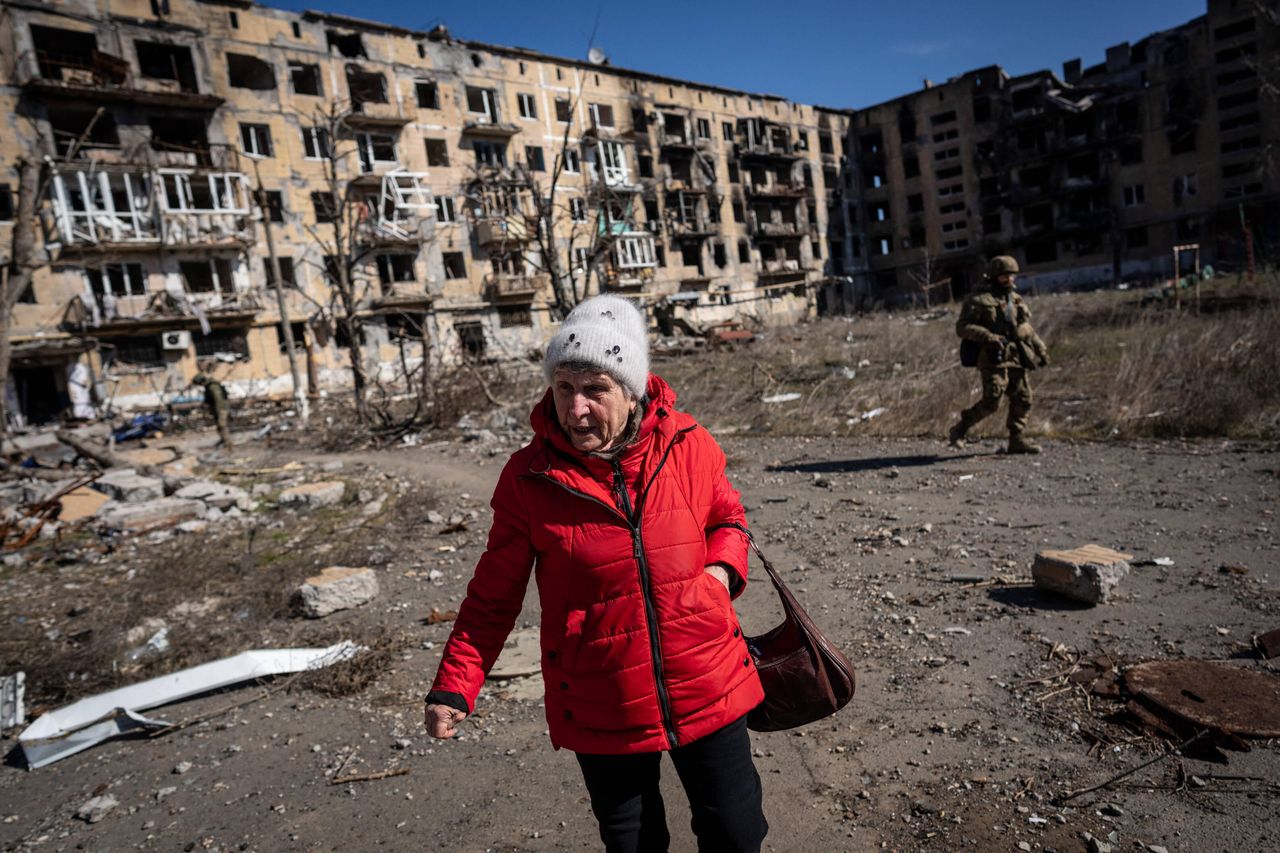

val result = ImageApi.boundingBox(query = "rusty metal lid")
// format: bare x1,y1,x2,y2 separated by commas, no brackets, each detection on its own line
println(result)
1125,660,1280,738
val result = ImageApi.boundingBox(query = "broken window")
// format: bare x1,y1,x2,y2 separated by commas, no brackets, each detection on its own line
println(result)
644,198,660,227
897,110,916,142
1172,173,1198,204
347,66,387,110
376,253,416,285
497,304,532,328
454,321,485,360
416,80,440,109
30,25,100,82
637,154,653,179
425,139,449,167
194,328,249,359
936,165,963,180
820,133,835,155
939,201,964,215
473,140,507,168
933,147,959,163
904,194,922,214
662,113,687,144
276,320,307,351
722,121,734,142
356,133,397,172
86,263,147,299
180,258,235,294
593,140,630,186
1023,203,1052,229
289,62,322,96
110,335,164,368
435,195,456,222
589,103,614,128
326,30,365,58
932,128,959,143
738,240,750,263
258,190,284,222
870,202,889,222
442,252,467,279
466,86,499,121
1122,184,1145,207
631,108,650,134
384,312,426,340
0,185,11,221
240,123,273,157
312,191,339,222
301,126,331,160
148,116,209,159
940,220,965,234
732,201,744,223
159,172,247,214
562,149,581,173
49,107,120,157
555,98,572,123
712,242,727,268
679,242,701,268
728,162,740,184
796,131,808,151
517,92,537,119
227,53,275,90
525,145,545,172
929,109,957,126
1214,17,1256,40
696,118,711,139
264,256,297,288
135,41,198,92
567,197,586,222
972,97,991,123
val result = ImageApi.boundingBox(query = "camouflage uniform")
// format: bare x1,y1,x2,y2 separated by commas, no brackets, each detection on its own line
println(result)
950,257,1049,453
193,374,233,447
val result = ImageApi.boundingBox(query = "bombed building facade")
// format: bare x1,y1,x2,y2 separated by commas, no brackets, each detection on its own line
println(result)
0,0,1275,423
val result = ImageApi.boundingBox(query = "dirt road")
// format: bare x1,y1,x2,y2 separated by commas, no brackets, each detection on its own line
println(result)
2,433,1277,852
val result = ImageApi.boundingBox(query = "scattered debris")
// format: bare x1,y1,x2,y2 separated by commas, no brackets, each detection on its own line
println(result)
98,497,206,531
1133,556,1175,567
19,642,359,768
1255,627,1280,660
761,393,802,404
1125,660,1280,738
279,481,346,509
1,672,25,730
1032,544,1132,605
295,567,380,618
95,469,165,503
75,794,119,824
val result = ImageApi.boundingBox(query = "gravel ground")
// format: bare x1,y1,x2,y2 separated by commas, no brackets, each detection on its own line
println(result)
1,430,1277,852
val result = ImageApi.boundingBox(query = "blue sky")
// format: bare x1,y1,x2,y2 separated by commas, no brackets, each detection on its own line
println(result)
266,0,1209,109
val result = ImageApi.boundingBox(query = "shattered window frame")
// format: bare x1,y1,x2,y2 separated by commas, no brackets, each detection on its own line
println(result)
239,122,273,158
517,92,538,120
301,126,331,160
85,262,147,299
288,61,323,96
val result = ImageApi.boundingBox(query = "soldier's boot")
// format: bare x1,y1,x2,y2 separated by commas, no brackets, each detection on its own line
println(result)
1007,433,1041,455
947,422,968,449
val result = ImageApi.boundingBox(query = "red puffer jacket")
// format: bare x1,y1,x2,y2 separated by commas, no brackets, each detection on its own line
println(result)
430,374,763,754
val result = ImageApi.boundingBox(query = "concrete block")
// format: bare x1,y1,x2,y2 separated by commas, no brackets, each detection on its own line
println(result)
1032,544,1133,605
96,469,164,503
174,480,250,510
296,566,379,618
279,481,345,509
98,498,206,531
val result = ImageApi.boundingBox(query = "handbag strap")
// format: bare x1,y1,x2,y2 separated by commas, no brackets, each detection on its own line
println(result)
707,521,792,601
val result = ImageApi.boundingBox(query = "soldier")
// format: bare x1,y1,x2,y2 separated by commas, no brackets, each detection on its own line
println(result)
948,256,1050,454
192,373,233,448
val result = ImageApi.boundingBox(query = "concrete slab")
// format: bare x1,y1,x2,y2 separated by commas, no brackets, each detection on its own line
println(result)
1032,544,1133,605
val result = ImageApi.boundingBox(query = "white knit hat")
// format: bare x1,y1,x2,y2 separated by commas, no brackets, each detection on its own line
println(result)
543,295,650,398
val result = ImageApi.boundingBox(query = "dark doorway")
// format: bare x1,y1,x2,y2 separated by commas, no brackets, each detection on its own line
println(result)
12,366,65,425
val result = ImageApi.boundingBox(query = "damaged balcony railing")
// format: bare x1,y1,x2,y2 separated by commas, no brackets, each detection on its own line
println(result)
483,272,549,300
48,158,253,251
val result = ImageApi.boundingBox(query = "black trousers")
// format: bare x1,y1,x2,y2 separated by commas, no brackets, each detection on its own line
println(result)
575,715,768,853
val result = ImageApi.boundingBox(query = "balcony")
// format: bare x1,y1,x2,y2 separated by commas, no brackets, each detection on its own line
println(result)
484,272,549,301
373,283,433,309
19,50,223,110
48,165,254,256
474,216,530,247
343,102,411,130
745,181,807,199
662,176,708,194
356,171,435,245
461,118,522,138
750,215,804,239
668,218,716,241
738,141,800,161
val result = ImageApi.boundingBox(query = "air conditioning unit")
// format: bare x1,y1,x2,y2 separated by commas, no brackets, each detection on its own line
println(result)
161,330,191,351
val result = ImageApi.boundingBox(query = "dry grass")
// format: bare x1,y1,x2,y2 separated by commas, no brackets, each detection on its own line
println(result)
660,275,1280,441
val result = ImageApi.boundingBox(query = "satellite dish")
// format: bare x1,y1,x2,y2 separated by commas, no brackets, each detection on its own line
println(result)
587,46,609,65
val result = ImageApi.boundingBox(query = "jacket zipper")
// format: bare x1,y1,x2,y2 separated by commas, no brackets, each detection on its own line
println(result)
532,425,694,749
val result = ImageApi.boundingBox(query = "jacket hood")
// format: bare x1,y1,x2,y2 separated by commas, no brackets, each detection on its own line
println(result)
530,373,679,458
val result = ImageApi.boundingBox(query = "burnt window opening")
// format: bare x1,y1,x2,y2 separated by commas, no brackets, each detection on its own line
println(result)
1218,89,1259,111
347,66,387,110
228,11,239,28
465,86,498,121
1214,18,1256,41
972,97,991,123
194,329,249,359
1217,67,1258,87
1169,126,1197,155
260,189,285,222
1020,164,1050,190
902,155,920,179
326,30,365,58
713,242,727,268
376,253,416,286
930,109,957,126
728,162,741,184
289,62,322,96
455,321,485,360
1010,87,1039,112
1222,161,1258,179
1215,42,1257,65
525,145,545,172
637,154,654,179
416,80,439,109
732,201,745,223
679,242,701,269
0,185,13,221
644,198,660,226
442,252,467,279
301,126,331,159
1067,152,1098,180
979,176,999,197
822,166,838,187
857,132,879,156
264,256,297,287
385,312,426,340
497,304,532,328
226,53,274,90
589,103,614,128
30,25,99,81
425,139,449,167
738,239,750,263
473,140,506,169
356,132,397,172
555,99,572,123
180,259,235,294
49,107,120,157
135,41,199,92
291,21,302,39
907,194,924,213
870,202,890,223
148,116,209,159
276,320,307,352
312,191,339,223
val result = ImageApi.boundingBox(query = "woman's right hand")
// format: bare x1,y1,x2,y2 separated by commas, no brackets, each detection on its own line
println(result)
424,702,468,738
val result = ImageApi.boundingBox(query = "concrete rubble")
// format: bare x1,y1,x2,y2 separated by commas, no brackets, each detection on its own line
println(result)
1032,544,1133,605
279,481,347,509
95,469,165,503
295,567,380,618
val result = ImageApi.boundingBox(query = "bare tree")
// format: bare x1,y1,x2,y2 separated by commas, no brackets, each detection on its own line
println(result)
907,247,951,307
0,155,43,437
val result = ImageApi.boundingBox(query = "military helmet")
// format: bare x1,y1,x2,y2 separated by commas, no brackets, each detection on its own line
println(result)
987,256,1020,279
192,373,210,385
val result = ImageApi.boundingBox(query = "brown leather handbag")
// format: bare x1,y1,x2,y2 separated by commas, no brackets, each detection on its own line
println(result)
727,525,856,732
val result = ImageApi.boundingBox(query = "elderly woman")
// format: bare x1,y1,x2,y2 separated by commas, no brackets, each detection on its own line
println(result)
425,295,767,852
